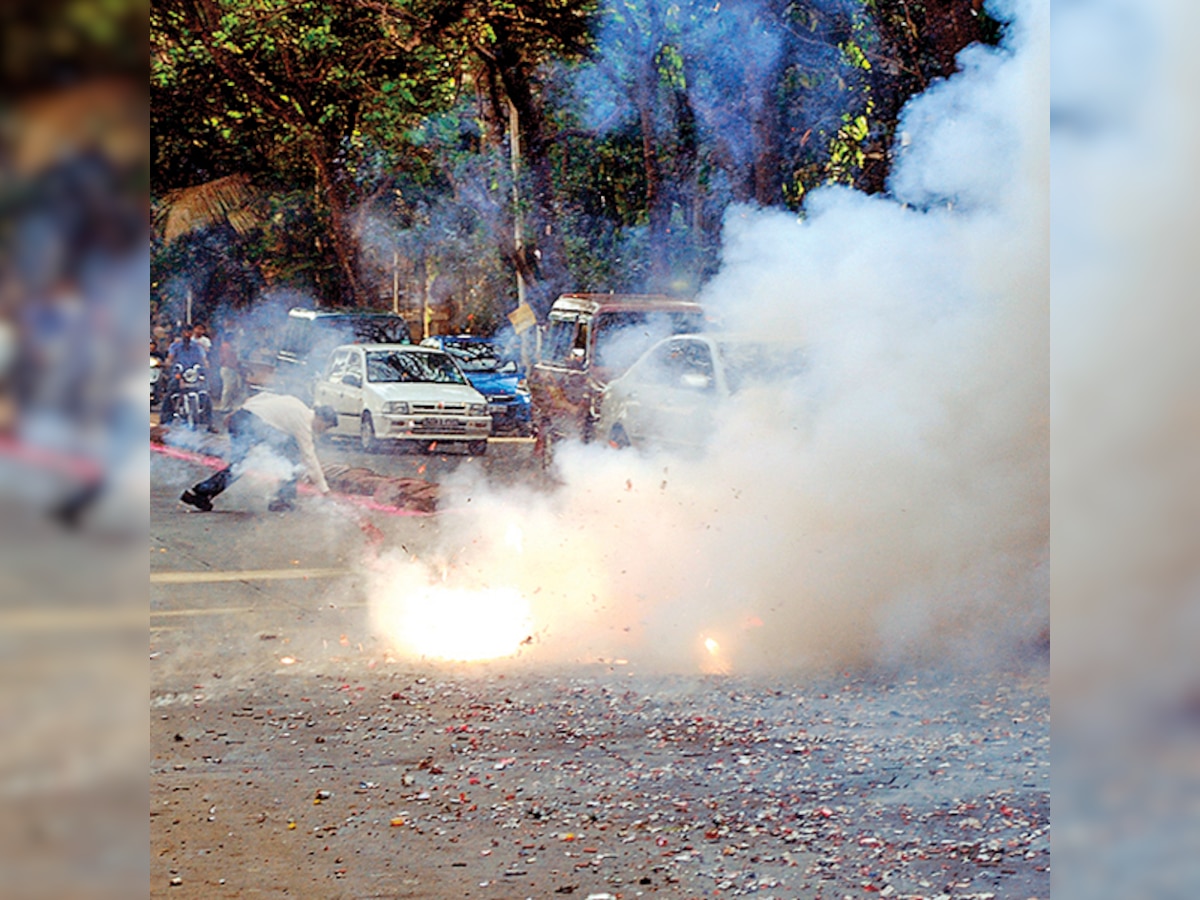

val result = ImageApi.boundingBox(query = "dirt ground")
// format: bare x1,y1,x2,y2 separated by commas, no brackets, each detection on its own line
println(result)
151,660,1048,900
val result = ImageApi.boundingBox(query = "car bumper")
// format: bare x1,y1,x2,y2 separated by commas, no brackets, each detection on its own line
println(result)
379,414,492,441
487,401,533,435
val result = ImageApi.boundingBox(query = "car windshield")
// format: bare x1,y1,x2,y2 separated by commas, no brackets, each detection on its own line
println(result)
717,341,806,393
443,340,517,374
366,350,467,385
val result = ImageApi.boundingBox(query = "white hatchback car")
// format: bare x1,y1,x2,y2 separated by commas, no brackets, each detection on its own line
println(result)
314,343,492,454
596,333,807,453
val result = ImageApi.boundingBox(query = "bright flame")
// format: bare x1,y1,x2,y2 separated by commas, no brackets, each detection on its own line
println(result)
505,523,524,553
377,584,534,662
700,635,731,675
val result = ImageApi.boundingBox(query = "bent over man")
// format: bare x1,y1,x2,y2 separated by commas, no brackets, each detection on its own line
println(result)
180,392,337,512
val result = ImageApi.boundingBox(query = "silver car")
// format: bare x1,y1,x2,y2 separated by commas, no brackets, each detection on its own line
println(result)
596,333,807,453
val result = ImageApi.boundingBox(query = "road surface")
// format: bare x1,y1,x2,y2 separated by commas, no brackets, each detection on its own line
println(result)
150,438,1049,899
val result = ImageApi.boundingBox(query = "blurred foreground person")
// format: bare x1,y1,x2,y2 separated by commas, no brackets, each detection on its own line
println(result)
179,392,336,512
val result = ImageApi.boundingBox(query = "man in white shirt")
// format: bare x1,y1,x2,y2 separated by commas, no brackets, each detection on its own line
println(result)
180,392,337,512
191,321,213,353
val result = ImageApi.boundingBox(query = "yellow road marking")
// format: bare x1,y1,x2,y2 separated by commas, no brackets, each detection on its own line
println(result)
150,602,367,619
150,567,352,584
152,606,255,617
0,607,145,630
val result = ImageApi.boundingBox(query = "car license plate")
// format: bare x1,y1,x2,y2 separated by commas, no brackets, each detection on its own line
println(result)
422,417,455,429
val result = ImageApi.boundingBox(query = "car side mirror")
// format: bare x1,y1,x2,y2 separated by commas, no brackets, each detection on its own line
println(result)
342,373,362,388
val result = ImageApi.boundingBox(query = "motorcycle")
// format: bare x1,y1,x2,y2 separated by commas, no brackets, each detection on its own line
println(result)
150,356,163,407
163,362,212,429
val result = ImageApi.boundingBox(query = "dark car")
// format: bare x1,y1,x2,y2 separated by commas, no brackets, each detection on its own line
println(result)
421,335,532,436
265,307,412,402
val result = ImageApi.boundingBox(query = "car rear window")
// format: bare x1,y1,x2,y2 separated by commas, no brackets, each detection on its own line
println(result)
443,340,516,373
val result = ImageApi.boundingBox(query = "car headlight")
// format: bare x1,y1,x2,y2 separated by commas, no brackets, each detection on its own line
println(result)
468,403,488,416
383,401,409,415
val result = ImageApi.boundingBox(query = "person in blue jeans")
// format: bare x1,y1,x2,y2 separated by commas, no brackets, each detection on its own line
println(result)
180,392,337,512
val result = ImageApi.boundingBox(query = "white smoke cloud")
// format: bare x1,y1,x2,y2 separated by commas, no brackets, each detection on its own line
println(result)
1051,0,1200,897
369,0,1049,674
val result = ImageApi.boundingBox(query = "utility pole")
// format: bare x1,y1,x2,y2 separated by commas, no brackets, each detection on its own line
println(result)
392,249,399,315
508,99,534,371
509,99,526,310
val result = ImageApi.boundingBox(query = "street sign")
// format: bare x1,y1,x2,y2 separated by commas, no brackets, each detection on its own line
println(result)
507,302,537,335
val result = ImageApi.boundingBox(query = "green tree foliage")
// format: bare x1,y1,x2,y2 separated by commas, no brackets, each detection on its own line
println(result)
152,0,471,304
152,0,1000,331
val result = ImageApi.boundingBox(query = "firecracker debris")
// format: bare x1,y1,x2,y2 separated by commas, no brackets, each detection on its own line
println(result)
151,664,1049,899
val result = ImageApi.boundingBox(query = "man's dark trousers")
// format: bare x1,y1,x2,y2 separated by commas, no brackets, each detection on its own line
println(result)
191,409,302,505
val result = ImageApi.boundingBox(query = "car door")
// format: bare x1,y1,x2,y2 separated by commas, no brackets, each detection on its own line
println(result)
634,337,717,450
340,348,367,421
314,350,347,429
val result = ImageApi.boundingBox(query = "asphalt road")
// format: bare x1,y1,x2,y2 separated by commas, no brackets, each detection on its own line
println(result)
150,437,1049,900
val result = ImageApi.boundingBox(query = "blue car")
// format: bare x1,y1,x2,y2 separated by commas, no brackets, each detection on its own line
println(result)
420,335,532,436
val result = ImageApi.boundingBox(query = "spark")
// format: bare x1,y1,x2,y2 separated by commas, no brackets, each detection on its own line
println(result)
376,585,534,662
505,522,524,553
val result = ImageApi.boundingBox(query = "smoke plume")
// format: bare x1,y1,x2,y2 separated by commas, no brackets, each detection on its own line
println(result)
369,0,1048,674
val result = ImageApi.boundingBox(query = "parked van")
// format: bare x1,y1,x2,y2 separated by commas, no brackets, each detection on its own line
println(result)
528,293,706,451
267,307,412,401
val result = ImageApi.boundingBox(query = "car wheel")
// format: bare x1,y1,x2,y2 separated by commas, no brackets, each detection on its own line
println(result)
608,423,631,449
468,440,488,457
360,412,378,453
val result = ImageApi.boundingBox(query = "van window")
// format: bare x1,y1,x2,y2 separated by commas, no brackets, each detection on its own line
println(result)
542,315,580,365
280,318,309,355
315,317,409,345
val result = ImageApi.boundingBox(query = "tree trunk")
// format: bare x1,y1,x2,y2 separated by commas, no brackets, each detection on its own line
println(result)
310,147,364,307
750,83,783,207
633,59,670,290
489,41,572,317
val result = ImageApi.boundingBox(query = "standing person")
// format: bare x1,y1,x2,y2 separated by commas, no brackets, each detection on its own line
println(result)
215,334,244,411
194,322,223,406
179,392,337,512
191,321,212,354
